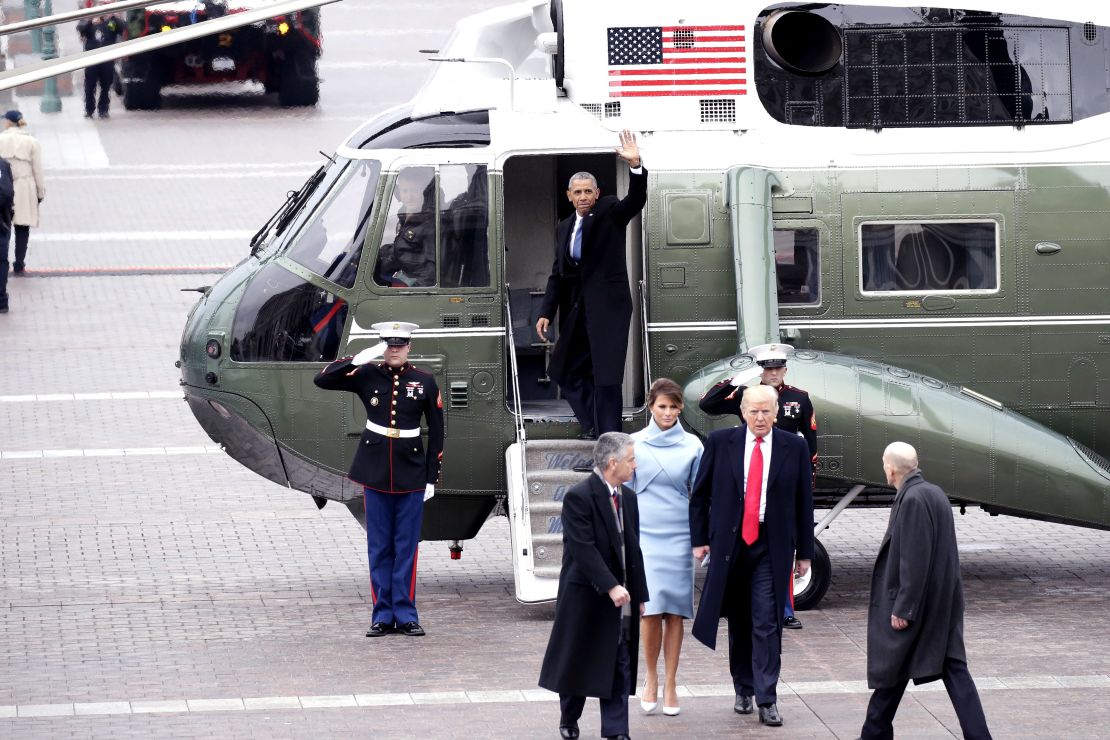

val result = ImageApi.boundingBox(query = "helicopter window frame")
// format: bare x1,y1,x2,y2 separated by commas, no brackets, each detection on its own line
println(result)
368,163,493,292
772,224,822,307
283,158,384,289
857,218,1001,296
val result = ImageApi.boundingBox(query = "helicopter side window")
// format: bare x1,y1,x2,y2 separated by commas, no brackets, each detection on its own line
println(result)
440,164,489,288
230,263,348,363
375,167,438,288
860,221,999,294
287,159,382,289
773,228,820,305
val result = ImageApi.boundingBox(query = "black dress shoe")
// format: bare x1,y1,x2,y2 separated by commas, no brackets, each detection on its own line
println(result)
758,703,783,726
365,622,393,637
396,621,426,636
783,615,803,629
605,735,630,739
558,722,579,739
576,430,597,441
733,694,753,714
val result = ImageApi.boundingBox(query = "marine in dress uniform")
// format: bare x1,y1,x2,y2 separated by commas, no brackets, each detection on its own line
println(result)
314,321,444,637
698,343,818,631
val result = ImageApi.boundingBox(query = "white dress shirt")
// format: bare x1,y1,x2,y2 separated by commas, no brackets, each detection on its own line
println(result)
743,427,772,522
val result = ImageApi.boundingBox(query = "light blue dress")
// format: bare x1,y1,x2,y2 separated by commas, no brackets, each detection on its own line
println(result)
631,418,704,618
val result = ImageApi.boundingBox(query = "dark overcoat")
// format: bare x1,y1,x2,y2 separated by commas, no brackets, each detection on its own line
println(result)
539,168,648,387
538,473,650,697
689,426,814,650
867,470,967,688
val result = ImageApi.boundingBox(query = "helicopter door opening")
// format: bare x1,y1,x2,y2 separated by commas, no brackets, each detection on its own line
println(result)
502,153,645,423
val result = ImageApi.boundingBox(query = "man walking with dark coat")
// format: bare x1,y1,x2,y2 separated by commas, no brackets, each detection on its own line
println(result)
859,442,992,740
539,432,649,740
689,384,814,727
535,130,648,438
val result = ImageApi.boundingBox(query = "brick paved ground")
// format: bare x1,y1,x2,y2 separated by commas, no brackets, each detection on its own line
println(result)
3,1,1110,737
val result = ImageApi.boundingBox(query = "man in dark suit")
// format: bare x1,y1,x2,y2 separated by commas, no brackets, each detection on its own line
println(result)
539,432,649,740
535,130,648,438
859,442,992,740
689,384,814,727
699,342,818,629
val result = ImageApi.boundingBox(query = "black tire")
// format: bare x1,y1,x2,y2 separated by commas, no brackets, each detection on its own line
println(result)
122,59,161,110
794,538,831,611
278,51,319,107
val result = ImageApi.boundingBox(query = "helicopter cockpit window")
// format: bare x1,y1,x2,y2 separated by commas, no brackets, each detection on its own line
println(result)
774,228,820,305
375,167,438,287
286,159,382,289
440,164,489,287
374,164,490,289
230,263,348,363
860,221,999,294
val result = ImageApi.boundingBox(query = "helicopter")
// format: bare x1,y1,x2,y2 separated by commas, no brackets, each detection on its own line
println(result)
9,0,1107,608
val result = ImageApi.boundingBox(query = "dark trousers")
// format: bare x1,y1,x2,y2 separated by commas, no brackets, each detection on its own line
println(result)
363,488,424,626
85,63,114,116
725,533,781,705
559,312,622,434
560,638,631,737
861,657,992,740
0,212,10,308
13,224,28,271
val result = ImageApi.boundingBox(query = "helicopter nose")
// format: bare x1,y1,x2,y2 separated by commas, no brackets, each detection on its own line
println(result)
185,392,290,488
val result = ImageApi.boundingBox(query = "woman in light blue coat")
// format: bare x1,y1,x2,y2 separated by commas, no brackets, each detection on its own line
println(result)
632,378,703,717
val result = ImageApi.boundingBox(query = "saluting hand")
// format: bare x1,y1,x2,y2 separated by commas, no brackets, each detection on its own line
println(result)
614,129,641,169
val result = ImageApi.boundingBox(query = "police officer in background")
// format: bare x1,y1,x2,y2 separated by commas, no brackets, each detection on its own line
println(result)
76,10,123,119
699,343,817,630
314,321,444,637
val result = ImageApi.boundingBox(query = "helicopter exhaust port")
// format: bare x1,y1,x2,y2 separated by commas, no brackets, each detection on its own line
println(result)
761,9,843,76
449,540,463,560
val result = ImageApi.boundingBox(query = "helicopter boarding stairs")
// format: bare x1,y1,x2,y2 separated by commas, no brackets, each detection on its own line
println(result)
506,438,594,602
504,285,597,603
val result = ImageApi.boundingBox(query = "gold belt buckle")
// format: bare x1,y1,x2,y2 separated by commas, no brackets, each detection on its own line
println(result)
385,427,401,439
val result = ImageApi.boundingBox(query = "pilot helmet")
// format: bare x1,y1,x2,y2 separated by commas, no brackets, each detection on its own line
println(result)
372,321,419,346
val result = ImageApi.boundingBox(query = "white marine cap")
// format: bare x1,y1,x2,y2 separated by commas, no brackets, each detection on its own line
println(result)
749,342,793,368
371,321,420,345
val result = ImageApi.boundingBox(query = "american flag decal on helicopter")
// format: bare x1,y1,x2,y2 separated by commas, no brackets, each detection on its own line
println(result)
606,24,747,98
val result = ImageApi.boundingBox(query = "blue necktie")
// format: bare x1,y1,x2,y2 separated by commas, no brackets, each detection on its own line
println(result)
569,218,583,262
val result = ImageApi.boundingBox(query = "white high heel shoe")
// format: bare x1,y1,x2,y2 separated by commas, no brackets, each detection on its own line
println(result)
639,681,658,713
663,705,681,716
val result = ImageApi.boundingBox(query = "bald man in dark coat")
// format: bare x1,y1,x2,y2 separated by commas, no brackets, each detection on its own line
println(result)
860,442,992,740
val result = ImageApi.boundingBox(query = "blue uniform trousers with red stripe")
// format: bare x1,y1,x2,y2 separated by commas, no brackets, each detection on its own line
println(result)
364,488,423,625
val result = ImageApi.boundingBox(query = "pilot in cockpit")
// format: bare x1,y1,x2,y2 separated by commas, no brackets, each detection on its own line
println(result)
375,167,436,287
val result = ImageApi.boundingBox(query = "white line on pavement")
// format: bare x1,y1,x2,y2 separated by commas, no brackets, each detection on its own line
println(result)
2,675,1108,719
33,230,254,243
0,391,182,403
1,446,223,460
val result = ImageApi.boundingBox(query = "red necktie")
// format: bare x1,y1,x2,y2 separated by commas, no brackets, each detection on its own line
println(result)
742,436,764,545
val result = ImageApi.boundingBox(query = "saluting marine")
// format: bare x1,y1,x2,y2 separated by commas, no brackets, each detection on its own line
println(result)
699,342,818,630
314,321,444,637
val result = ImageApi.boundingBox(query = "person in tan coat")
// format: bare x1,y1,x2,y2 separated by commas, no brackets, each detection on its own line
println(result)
0,111,45,274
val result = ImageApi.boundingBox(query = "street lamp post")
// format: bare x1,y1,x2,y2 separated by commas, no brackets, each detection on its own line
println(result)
24,0,42,55
39,0,61,112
